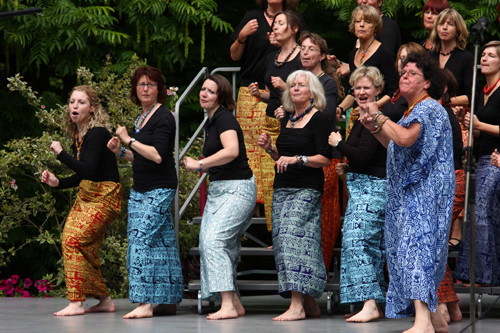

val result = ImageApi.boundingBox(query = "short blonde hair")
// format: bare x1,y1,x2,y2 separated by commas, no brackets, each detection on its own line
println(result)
430,8,468,51
349,66,385,93
349,5,383,36
282,70,326,112
483,40,500,59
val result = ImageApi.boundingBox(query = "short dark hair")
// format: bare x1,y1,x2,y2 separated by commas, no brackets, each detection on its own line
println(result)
256,0,298,11
441,68,458,105
130,67,167,106
205,74,236,111
422,0,450,14
402,52,445,100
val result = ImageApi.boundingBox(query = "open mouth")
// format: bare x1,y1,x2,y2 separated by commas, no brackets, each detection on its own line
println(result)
358,96,368,103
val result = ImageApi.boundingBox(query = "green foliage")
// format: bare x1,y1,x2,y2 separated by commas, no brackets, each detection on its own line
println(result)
0,56,202,297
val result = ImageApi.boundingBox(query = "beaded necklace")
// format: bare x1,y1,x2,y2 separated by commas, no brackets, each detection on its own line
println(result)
134,102,157,133
390,89,402,104
74,132,83,161
275,44,299,68
359,38,375,64
289,101,314,128
264,9,275,20
439,48,454,56
404,93,429,118
484,76,500,95
317,71,325,78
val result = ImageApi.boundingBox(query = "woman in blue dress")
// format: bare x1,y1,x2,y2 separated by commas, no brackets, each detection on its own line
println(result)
359,53,455,333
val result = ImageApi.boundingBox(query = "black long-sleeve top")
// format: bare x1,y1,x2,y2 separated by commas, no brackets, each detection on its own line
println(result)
476,88,500,157
378,15,401,57
57,127,119,189
336,120,387,179
131,105,177,192
443,104,464,170
430,48,474,104
349,45,398,101
230,10,307,89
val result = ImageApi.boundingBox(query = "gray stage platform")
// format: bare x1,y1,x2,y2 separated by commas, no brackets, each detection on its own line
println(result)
0,293,499,333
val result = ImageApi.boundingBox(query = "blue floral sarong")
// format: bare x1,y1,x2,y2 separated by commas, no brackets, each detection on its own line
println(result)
340,173,386,304
272,188,327,298
455,155,500,285
127,188,184,304
199,176,257,299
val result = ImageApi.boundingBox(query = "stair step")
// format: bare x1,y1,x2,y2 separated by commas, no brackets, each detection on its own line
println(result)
187,279,341,292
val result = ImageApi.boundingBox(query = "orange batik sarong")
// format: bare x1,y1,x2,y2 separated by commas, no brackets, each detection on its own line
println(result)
321,158,342,274
236,87,279,230
62,180,121,301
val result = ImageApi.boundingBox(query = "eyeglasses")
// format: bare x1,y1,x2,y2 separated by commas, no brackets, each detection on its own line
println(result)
399,70,424,78
137,83,157,89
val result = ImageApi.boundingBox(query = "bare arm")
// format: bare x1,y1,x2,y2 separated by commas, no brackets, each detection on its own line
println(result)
230,19,259,61
183,130,239,172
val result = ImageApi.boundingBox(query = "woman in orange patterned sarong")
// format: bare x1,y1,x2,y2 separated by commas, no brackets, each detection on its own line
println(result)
42,85,121,316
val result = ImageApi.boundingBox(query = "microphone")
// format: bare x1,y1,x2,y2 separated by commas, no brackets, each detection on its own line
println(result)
471,17,489,34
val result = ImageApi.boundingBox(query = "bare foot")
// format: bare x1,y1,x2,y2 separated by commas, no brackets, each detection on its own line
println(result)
54,301,85,316
447,301,462,322
303,296,320,318
123,303,153,319
431,310,449,333
206,306,239,320
232,294,245,317
344,311,360,319
153,304,177,316
346,303,383,323
85,296,116,313
437,303,450,323
402,323,435,333
272,306,306,321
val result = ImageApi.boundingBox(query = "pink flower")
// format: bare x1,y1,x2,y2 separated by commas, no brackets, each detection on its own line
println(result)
5,289,14,297
37,284,47,292
24,278,32,288
10,275,19,284
22,291,31,297
41,105,46,109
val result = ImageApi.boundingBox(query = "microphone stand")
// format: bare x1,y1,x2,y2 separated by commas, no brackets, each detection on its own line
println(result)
463,23,486,332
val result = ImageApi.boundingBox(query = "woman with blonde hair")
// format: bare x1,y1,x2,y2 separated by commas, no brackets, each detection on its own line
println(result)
258,70,331,321
42,85,121,316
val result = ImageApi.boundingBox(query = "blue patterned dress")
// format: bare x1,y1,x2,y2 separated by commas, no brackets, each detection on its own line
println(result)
385,99,455,318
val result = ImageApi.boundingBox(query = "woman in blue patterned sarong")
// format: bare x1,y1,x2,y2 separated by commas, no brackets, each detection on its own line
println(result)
258,70,331,321
107,67,183,319
183,75,257,320
455,41,500,287
329,66,387,323
359,53,455,333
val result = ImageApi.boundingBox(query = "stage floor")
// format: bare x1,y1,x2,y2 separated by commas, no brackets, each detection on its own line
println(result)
0,293,499,333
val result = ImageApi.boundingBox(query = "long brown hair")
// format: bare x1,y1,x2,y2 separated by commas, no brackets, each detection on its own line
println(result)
204,75,236,111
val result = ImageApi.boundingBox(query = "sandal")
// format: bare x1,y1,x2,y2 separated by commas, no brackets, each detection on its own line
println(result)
448,238,462,251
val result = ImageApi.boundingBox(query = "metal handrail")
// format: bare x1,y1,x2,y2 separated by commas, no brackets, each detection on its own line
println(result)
174,67,240,241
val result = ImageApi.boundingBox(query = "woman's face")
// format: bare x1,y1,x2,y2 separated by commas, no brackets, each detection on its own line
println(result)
481,47,500,76
397,47,408,72
423,9,439,31
289,75,313,106
69,90,94,128
437,17,458,42
136,75,159,106
300,38,325,71
199,79,219,112
399,62,429,97
357,0,382,9
354,76,380,106
272,14,295,42
354,14,375,40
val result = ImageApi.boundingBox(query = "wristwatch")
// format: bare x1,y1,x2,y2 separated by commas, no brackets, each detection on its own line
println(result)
128,138,136,148
297,155,309,166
